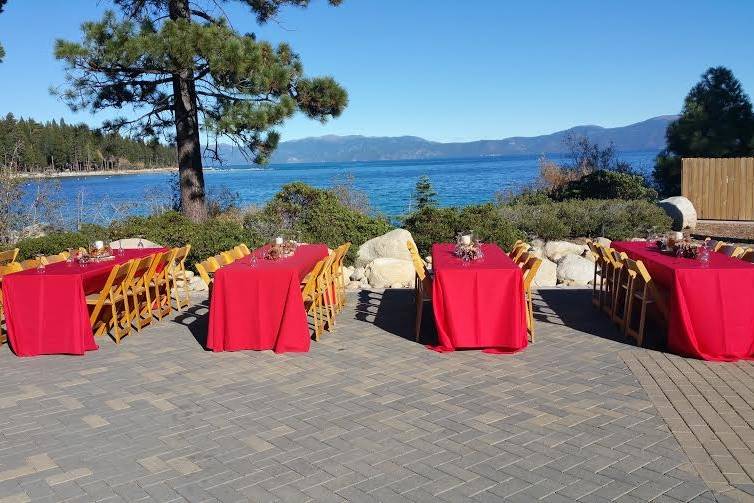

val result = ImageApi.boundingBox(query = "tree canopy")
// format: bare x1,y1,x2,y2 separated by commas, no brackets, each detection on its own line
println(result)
653,66,754,196
413,175,438,211
0,0,8,63
55,0,347,221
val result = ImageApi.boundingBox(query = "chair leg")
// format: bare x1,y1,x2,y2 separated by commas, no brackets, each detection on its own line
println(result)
131,292,142,332
110,302,121,344
415,292,423,342
527,291,535,342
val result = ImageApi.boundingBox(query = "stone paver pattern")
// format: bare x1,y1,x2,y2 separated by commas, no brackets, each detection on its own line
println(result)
0,287,749,502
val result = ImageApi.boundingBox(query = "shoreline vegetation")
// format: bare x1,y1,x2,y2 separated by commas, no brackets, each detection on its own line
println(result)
14,165,177,179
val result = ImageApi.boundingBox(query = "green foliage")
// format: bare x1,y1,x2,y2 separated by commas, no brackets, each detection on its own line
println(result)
256,182,392,263
654,66,754,196
54,2,348,165
0,114,175,172
553,169,658,201
0,0,6,63
403,204,525,255
413,175,438,211
498,199,672,241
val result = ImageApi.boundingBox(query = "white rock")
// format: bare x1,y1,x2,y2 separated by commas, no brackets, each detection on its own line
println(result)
532,257,557,288
530,247,545,260
110,238,162,249
595,237,612,248
659,196,697,231
189,276,208,292
390,282,404,289
365,258,415,288
544,240,588,262
556,254,595,285
356,229,417,268
343,265,355,282
346,281,361,291
351,267,366,281
531,238,545,250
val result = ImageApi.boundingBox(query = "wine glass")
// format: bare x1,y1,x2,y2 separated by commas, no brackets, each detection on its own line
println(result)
249,250,258,268
35,254,46,273
66,248,75,265
137,235,144,249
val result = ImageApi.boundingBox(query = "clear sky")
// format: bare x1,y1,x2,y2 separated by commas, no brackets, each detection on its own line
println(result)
0,0,753,143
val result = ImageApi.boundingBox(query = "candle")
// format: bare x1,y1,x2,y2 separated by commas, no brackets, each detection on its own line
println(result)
275,237,284,246
461,235,471,245
94,240,104,250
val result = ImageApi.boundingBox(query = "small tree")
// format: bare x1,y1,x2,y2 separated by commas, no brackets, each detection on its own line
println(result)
55,0,348,222
413,175,438,211
653,66,754,195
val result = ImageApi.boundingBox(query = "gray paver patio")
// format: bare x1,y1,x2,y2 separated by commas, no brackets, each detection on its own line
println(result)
0,287,751,502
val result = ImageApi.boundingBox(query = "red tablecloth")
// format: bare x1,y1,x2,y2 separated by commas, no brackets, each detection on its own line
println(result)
612,241,754,361
431,243,528,353
2,248,166,356
207,244,329,353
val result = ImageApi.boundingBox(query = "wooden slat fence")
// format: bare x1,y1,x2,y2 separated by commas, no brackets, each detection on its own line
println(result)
682,157,754,221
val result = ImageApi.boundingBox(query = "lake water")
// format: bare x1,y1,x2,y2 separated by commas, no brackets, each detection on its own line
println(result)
22,151,658,225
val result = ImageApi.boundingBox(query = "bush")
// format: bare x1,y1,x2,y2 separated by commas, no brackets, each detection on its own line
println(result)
403,204,525,255
498,199,672,241
253,182,392,263
15,225,106,260
553,169,658,201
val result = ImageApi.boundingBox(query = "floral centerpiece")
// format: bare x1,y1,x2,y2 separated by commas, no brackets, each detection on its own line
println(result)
673,238,699,259
264,236,297,260
88,241,114,261
454,232,484,262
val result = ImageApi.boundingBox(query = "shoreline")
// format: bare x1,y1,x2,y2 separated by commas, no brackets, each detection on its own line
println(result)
15,166,177,179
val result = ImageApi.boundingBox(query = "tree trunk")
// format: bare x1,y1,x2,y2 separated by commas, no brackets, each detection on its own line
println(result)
169,0,207,222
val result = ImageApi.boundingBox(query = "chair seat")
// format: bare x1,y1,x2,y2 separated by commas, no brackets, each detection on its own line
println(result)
86,292,124,305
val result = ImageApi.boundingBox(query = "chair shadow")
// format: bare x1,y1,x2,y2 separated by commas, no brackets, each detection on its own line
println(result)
171,299,211,349
353,289,438,345
533,288,667,351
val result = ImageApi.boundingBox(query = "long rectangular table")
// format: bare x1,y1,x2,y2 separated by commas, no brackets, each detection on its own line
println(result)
2,248,165,356
206,244,329,353
430,243,528,353
612,241,754,361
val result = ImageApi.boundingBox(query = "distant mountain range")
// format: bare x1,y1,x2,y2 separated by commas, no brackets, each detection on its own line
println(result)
206,115,677,165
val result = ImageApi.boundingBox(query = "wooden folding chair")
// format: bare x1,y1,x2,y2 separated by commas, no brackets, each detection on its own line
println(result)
515,251,530,267
586,241,605,309
705,238,725,252
126,254,156,332
87,260,134,342
314,253,338,335
521,255,542,342
228,247,245,260
598,246,619,316
741,249,754,263
219,251,235,264
42,254,66,265
407,240,433,341
238,243,251,256
0,262,21,344
302,258,328,341
150,248,179,321
509,242,531,263
609,249,630,332
19,258,41,270
0,248,19,266
624,258,669,347
329,242,351,314
171,245,192,311
718,244,745,258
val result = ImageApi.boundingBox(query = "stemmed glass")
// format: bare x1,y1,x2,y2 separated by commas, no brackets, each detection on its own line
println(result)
249,249,258,268
35,254,46,273
137,235,144,249
66,248,75,265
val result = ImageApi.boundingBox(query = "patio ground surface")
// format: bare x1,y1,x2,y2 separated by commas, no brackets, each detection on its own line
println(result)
1,288,753,502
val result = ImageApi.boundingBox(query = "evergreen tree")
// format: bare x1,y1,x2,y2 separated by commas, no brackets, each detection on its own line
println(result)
54,0,348,222
653,66,754,196
413,175,438,211
0,0,8,63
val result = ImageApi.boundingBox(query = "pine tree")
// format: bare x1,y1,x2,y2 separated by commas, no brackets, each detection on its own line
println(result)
54,0,348,222
0,0,8,63
413,175,438,211
653,66,754,196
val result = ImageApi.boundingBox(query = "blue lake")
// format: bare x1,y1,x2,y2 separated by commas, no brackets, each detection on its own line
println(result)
22,151,659,225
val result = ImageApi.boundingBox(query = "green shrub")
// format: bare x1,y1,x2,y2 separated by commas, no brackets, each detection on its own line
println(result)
553,169,658,201
403,204,525,255
16,225,106,260
499,199,671,241
252,182,393,263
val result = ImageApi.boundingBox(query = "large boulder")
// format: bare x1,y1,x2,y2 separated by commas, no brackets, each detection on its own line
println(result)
356,229,416,268
659,196,697,231
544,240,587,262
110,238,162,249
365,258,414,288
556,254,594,285
532,257,557,288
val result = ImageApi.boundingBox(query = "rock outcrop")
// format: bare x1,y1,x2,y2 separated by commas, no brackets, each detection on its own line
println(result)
355,229,416,268
659,196,697,231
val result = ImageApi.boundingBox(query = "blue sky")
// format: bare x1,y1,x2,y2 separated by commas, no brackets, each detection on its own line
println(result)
0,0,753,142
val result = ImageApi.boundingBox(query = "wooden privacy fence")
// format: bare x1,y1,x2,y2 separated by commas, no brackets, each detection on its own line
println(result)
682,157,754,221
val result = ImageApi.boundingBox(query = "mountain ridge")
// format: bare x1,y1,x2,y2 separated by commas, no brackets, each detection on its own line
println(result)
206,115,677,165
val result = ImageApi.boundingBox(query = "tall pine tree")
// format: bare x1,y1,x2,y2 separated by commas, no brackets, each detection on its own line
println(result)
0,0,8,63
54,0,348,221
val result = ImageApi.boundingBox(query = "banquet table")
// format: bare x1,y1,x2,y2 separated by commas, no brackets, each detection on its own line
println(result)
1,248,166,357
207,244,329,353
430,243,528,353
612,241,754,361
